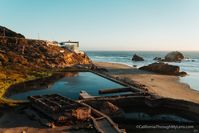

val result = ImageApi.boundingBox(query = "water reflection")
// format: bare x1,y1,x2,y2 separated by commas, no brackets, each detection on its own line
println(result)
8,72,124,100
5,72,79,98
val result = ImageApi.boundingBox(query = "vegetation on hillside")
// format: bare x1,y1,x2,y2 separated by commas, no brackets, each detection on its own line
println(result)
0,26,92,106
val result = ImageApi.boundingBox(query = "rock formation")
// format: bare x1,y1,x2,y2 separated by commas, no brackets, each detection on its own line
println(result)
132,54,144,61
153,57,162,61
164,51,184,62
139,63,187,77
0,26,92,68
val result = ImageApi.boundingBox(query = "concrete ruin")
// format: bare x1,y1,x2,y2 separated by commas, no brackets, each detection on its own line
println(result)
27,94,125,133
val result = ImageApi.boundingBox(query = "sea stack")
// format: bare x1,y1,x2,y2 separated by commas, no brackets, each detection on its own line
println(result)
164,51,184,62
132,54,144,61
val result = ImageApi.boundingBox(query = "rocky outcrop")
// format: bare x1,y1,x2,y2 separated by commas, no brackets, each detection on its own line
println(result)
139,63,187,77
0,26,25,38
0,52,8,65
0,27,91,68
153,57,162,61
164,51,184,62
132,54,144,61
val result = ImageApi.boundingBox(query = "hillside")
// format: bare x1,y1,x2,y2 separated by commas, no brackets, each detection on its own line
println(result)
0,37,91,68
0,26,92,105
0,26,25,38
0,32,91,68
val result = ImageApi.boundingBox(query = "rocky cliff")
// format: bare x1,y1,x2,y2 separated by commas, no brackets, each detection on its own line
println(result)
0,27,91,68
0,26,92,105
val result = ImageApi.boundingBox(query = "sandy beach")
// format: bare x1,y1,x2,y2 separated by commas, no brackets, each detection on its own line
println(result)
0,62,199,133
94,62,199,103
1,2,199,132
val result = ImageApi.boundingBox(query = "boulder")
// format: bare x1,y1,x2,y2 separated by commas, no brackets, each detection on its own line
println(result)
164,51,184,62
139,63,187,76
178,71,187,77
153,57,162,61
132,54,144,61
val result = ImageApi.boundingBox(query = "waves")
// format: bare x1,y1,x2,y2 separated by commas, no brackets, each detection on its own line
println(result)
92,56,129,59
87,51,199,91
88,51,199,72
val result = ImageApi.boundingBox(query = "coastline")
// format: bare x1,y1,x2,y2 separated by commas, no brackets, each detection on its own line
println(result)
94,61,199,103
0,62,199,132
87,51,199,92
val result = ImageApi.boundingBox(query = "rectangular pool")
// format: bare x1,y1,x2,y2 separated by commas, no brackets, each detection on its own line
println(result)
9,72,125,100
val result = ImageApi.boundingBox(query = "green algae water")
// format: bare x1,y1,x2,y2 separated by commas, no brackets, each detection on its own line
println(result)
9,72,124,100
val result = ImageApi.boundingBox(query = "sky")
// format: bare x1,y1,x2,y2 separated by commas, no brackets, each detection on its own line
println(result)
0,0,199,51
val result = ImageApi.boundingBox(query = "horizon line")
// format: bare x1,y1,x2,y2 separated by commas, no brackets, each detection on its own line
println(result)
84,50,199,52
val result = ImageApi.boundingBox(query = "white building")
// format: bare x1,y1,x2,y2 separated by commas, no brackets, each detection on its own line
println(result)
59,40,82,53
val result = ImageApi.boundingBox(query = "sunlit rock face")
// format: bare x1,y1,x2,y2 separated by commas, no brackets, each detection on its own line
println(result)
0,26,92,68
139,62,187,77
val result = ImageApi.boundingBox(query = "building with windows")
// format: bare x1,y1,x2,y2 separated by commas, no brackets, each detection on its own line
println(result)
59,40,81,53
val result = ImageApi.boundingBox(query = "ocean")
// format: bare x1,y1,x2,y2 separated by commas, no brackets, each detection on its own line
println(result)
86,51,199,92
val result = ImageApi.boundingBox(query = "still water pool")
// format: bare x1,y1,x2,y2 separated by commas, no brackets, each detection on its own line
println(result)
9,72,124,100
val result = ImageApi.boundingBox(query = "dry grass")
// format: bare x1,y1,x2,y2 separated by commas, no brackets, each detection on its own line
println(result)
0,64,53,106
